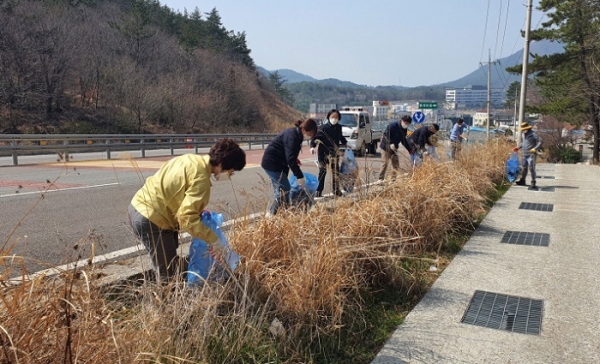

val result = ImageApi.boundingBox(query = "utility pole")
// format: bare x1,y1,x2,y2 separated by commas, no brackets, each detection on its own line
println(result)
487,49,492,140
517,0,534,146
513,88,519,138
481,49,496,140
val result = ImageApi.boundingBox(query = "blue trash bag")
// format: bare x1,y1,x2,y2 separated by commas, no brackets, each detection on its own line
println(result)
506,152,520,183
187,211,240,286
340,148,358,192
289,172,318,206
340,148,357,174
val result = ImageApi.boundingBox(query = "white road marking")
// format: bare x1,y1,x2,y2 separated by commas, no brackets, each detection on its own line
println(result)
0,182,120,198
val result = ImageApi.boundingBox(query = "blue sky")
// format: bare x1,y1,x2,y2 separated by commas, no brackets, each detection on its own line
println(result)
162,1,546,87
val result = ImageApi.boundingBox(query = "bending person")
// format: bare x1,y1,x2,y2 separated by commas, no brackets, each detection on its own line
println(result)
128,138,246,283
262,118,318,215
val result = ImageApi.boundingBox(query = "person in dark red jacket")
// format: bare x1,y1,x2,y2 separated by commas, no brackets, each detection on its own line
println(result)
310,109,347,197
261,118,317,215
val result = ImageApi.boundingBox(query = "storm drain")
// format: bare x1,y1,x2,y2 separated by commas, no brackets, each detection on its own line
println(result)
501,231,550,247
538,187,555,192
461,290,543,335
519,202,553,212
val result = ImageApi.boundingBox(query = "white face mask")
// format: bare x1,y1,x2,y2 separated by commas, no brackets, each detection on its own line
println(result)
330,118,339,125
212,172,231,182
401,123,409,129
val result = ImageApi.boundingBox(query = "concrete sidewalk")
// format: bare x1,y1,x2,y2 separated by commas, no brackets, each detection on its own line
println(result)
372,163,600,364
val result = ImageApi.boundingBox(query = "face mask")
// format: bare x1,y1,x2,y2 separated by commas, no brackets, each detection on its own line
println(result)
213,172,231,182
303,133,312,140
330,118,339,125
401,123,409,129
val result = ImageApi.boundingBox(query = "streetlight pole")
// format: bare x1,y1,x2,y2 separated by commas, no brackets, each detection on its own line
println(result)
517,0,534,146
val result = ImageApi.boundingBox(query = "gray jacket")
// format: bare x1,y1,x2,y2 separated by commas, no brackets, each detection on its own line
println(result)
520,130,542,156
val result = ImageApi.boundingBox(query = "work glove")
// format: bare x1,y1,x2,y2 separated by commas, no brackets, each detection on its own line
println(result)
297,177,306,188
390,144,397,152
310,147,316,155
513,147,519,152
529,148,536,154
208,241,227,260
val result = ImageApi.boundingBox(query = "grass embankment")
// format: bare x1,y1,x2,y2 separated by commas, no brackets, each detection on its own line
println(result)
1,141,512,363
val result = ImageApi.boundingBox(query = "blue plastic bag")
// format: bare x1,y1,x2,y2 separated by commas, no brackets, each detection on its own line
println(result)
506,152,520,182
187,211,240,286
340,148,357,175
289,172,318,206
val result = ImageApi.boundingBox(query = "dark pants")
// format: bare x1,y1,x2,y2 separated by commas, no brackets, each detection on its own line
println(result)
317,153,340,193
128,204,179,282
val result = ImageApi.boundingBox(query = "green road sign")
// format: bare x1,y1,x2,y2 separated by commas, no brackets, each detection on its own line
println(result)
418,102,438,109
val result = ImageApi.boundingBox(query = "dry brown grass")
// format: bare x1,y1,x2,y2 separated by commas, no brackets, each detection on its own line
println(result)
0,140,512,363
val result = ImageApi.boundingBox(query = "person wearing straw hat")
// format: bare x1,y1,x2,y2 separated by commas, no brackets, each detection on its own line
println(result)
514,121,542,188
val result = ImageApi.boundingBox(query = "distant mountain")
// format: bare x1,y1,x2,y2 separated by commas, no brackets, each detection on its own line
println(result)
438,40,565,89
260,40,564,91
258,67,381,89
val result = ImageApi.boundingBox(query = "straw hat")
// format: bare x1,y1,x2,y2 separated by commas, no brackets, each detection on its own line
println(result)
518,121,532,131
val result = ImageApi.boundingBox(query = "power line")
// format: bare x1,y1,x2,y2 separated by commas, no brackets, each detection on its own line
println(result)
498,0,511,59
493,0,504,60
480,0,492,63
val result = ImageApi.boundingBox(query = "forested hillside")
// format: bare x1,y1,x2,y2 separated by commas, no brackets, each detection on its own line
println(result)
0,0,300,134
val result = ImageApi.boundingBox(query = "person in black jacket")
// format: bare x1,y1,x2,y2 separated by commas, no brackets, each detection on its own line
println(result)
261,118,318,215
310,109,348,197
378,115,413,180
408,123,440,166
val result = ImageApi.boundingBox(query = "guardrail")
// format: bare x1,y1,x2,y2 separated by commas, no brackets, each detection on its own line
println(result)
0,133,277,165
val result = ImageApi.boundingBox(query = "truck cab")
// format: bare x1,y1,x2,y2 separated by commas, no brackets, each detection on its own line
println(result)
339,107,382,156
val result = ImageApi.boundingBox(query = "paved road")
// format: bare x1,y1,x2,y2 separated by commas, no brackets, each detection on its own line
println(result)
1,147,392,274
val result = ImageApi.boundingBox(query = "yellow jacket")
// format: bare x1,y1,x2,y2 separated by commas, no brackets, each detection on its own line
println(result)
131,154,218,244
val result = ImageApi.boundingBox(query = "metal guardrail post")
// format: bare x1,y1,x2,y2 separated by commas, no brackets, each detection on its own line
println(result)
106,139,111,160
141,137,146,158
63,140,69,161
194,138,198,154
170,139,174,155
11,140,18,165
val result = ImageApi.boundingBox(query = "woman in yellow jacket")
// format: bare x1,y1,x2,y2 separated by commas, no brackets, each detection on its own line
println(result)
128,138,246,282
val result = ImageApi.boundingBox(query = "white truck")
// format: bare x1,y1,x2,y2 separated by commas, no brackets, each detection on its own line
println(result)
338,107,382,156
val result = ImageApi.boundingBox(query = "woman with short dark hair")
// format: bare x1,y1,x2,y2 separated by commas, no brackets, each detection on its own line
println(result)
261,118,317,215
128,138,246,282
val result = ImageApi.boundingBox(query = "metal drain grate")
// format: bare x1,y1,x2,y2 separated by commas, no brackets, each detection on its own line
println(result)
519,202,553,212
501,231,550,246
538,187,555,192
461,290,543,335
537,176,555,179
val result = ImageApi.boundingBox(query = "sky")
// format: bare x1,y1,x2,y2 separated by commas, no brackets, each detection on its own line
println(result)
162,0,547,87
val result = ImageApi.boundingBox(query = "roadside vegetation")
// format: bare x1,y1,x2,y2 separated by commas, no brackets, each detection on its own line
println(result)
0,141,513,363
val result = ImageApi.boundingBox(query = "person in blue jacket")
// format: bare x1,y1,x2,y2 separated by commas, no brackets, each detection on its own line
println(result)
378,115,413,180
261,118,318,215
310,109,348,197
450,118,468,159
